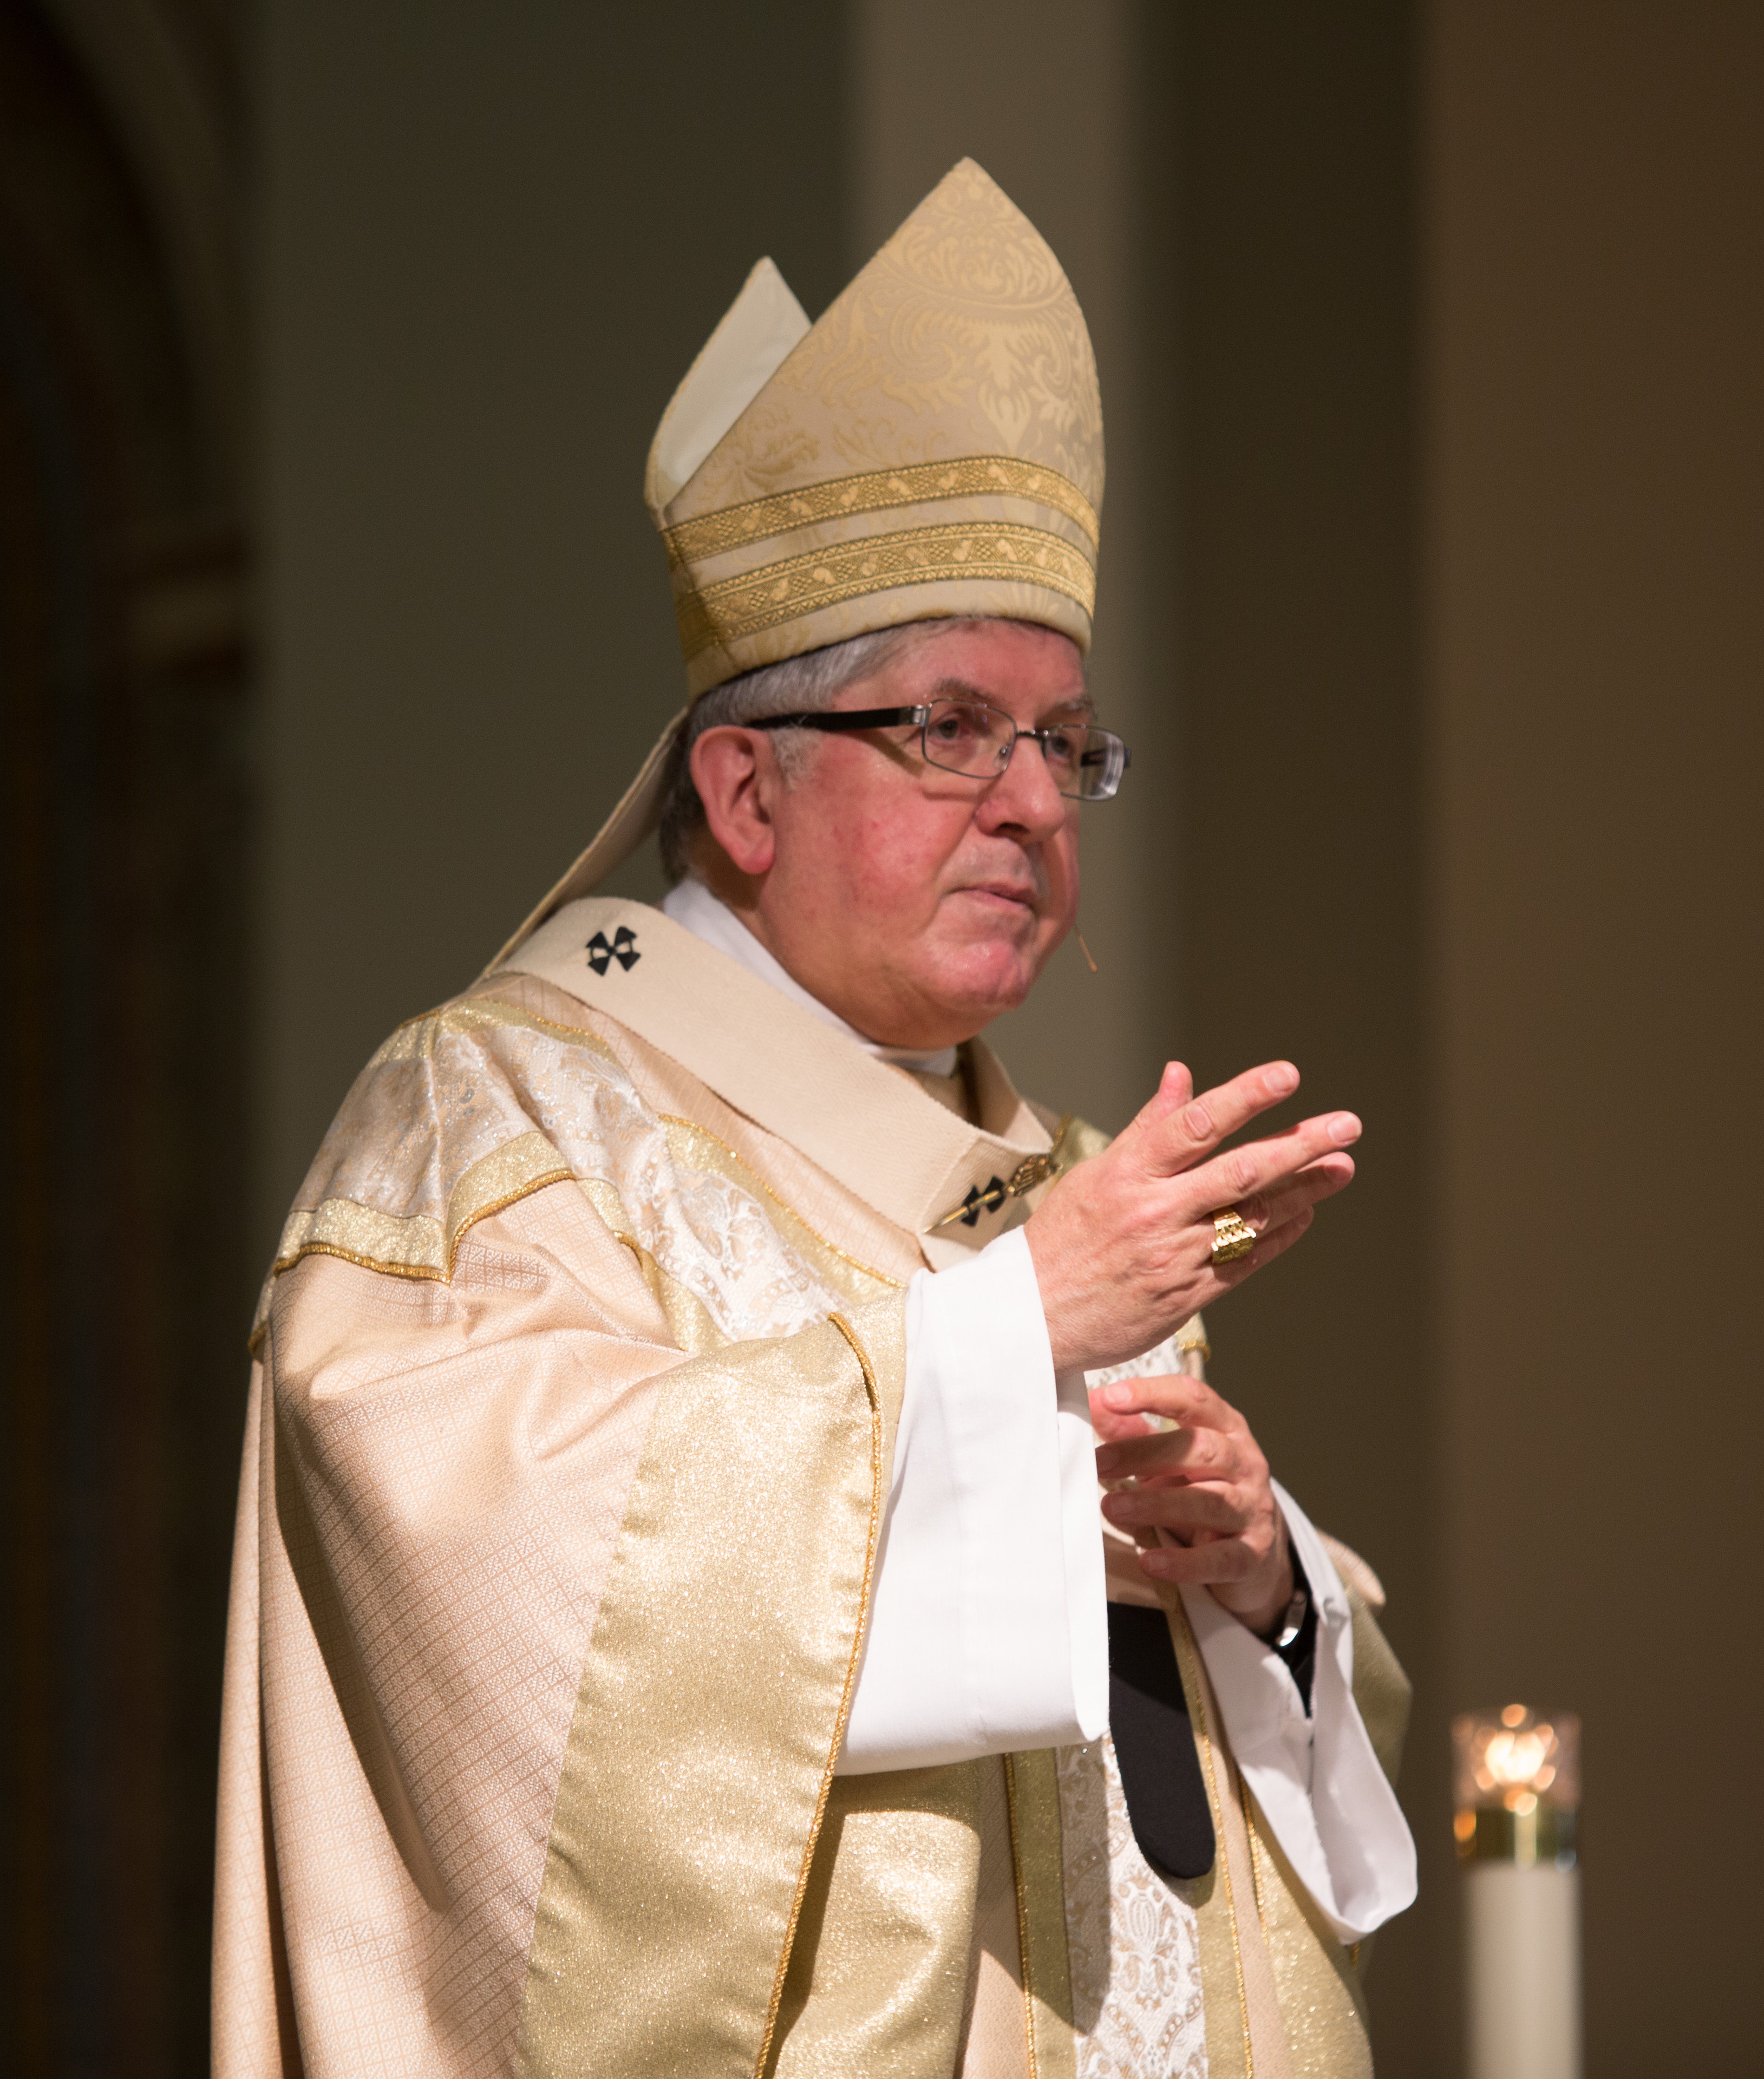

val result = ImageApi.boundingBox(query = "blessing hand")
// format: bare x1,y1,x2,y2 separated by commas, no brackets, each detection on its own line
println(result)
1024,1060,1358,1376
1091,1371,1293,1637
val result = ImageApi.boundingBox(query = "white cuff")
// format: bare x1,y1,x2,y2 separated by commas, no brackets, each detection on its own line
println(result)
1182,1481,1417,1940
838,1227,1109,1774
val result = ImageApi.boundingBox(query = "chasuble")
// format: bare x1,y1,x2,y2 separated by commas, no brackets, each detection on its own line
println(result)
214,894,1413,2079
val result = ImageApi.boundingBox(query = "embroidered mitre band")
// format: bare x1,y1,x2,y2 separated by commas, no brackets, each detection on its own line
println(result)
492,158,1104,966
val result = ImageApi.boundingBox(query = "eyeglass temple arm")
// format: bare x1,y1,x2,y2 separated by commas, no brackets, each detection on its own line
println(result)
746,708,922,734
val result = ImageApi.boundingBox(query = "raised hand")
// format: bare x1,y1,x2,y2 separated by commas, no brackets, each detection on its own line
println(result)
1023,1060,1358,1375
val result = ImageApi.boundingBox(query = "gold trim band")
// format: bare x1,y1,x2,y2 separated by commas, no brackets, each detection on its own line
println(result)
676,520,1096,661
663,455,1100,571
1004,1750,1077,2079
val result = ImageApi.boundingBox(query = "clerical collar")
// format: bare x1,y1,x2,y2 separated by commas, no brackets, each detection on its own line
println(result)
661,878,961,1078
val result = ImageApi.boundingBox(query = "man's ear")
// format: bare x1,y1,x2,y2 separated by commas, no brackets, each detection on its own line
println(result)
690,726,779,878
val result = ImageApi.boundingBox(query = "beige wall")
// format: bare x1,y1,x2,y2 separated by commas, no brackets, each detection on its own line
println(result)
1157,6,1440,2064
1427,3,1764,2070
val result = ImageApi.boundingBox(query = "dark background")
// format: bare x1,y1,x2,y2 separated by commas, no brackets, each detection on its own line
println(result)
2,2,1759,2072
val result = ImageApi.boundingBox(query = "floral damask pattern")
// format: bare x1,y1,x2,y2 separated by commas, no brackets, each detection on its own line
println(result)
278,1000,850,1346
1057,1737,1209,2079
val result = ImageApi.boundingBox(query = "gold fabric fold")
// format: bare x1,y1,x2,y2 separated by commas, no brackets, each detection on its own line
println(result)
1243,1798,1373,2079
763,1763,984,2079
516,1298,905,2078
1003,1751,1077,2079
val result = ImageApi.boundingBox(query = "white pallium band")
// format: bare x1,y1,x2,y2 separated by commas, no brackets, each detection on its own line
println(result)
839,1227,1109,1771
1182,1479,1419,1940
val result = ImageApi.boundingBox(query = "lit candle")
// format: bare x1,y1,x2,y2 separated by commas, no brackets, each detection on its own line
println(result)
1452,1704,1582,2079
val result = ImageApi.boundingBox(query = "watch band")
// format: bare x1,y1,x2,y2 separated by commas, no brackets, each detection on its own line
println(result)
1272,1581,1310,1651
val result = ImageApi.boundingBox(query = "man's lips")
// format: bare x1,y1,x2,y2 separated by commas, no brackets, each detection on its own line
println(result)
952,881,1042,914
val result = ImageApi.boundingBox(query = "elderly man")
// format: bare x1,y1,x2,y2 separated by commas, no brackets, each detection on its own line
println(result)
214,162,1414,2079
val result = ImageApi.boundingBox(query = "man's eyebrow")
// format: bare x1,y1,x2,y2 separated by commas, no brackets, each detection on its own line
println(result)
929,675,1096,718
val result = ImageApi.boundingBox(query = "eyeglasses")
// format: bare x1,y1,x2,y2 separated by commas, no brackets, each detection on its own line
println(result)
747,698,1131,802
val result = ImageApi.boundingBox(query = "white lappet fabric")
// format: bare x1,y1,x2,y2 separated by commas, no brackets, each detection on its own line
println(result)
664,879,1416,1938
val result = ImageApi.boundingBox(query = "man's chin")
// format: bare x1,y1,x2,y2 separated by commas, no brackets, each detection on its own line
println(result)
910,937,1049,1036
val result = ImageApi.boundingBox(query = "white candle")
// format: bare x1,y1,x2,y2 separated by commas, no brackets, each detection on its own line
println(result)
1453,1705,1582,2079
1466,1861,1580,2079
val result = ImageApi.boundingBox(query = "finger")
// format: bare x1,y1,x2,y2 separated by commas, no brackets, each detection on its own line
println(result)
1087,1400,1155,1445
1103,1483,1251,1539
1132,1061,1302,1179
1095,1422,1239,1483
1232,1154,1355,1235
1136,1534,1260,1586
1095,1372,1239,1434
1179,1109,1361,1219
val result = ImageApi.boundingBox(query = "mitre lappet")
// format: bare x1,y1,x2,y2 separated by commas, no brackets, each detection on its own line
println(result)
496,156,1106,964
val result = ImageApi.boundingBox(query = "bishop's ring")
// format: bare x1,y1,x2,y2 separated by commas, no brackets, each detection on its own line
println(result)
1208,1209,1257,1266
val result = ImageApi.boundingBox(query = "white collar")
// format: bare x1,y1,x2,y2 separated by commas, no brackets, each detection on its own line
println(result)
661,879,960,1078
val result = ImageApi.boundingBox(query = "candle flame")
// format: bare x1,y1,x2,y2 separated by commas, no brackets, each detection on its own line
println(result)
1452,1703,1581,1813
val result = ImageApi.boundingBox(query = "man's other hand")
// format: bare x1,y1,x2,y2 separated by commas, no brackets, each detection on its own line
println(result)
1024,1060,1358,1375
1091,1374,1293,1636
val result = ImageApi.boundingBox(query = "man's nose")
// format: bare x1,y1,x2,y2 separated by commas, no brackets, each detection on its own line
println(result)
981,731,1068,838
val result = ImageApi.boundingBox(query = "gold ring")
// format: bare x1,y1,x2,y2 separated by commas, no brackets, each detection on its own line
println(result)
1209,1209,1257,1265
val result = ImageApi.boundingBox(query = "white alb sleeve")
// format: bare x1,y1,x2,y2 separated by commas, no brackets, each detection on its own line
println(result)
1181,1480,1417,1940
837,1227,1109,1774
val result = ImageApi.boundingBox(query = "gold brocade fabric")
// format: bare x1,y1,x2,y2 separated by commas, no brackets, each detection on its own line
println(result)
213,912,1411,2078
763,1765,984,2079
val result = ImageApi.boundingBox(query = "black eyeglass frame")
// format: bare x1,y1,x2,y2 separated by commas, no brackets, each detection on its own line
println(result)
746,702,1132,802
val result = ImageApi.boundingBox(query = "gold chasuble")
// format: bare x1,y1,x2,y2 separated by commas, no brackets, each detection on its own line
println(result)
215,160,1410,2079
214,901,1409,2079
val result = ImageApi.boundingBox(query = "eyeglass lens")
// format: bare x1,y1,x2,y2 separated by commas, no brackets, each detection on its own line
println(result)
920,699,1125,801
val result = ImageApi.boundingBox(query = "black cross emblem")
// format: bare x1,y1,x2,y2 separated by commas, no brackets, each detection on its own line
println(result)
585,926,641,975
956,1176,1008,1228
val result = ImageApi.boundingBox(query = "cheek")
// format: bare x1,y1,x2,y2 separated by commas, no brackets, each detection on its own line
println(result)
776,780,952,918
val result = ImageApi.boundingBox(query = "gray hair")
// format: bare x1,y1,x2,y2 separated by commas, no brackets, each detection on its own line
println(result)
658,622,932,884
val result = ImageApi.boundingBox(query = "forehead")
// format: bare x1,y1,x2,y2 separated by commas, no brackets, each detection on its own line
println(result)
839,618,1090,717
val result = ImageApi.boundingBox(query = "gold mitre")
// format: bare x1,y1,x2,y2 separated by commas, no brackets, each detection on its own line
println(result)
654,156,1104,692
491,158,1103,964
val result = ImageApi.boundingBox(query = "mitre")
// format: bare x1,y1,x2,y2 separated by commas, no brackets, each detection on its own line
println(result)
493,156,1105,965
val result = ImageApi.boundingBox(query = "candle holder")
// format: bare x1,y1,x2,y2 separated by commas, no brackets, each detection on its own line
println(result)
1453,1705,1582,2079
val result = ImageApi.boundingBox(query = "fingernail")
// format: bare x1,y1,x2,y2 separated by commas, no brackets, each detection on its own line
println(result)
1102,1383,1134,1410
1141,1551,1173,1578
1268,1063,1298,1096
1095,1444,1120,1472
1329,1112,1361,1143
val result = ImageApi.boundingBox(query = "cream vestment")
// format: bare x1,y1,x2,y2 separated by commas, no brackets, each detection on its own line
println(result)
214,159,1415,2079
215,896,1414,2079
